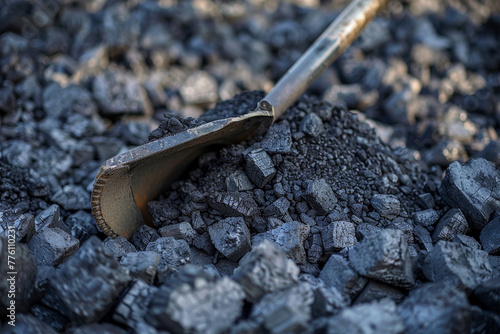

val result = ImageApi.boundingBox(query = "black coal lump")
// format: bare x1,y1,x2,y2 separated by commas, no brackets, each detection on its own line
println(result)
260,122,292,154
103,236,137,260
0,237,37,315
320,220,356,253
112,279,158,331
349,229,414,288
233,239,299,303
245,148,276,188
354,280,405,305
148,265,245,334
439,158,500,230
208,217,251,262
302,179,337,216
119,251,161,285
319,254,367,301
480,217,500,254
148,200,181,226
432,208,469,242
423,240,492,290
130,224,160,251
43,236,131,324
145,236,191,282
28,227,80,266
397,283,471,334
370,194,401,219
412,209,439,227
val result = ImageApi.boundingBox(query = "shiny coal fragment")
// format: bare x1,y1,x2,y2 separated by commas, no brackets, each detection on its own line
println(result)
120,251,161,285
417,193,435,209
423,240,492,289
413,225,433,252
130,225,160,251
397,283,470,334
0,237,37,315
34,204,67,233
349,229,414,288
300,113,324,137
245,148,276,188
321,221,356,253
260,122,292,154
208,217,251,262
327,299,405,334
251,282,314,334
263,197,290,218
319,254,367,300
307,232,323,264
253,221,309,264
159,222,197,246
432,208,469,242
233,239,299,302
300,274,349,318
113,279,158,330
302,179,337,215
28,227,79,267
209,192,259,217
370,194,401,219
148,266,244,334
226,170,254,192
439,158,500,230
44,236,131,324
480,217,500,254
66,210,99,242
145,237,191,282
412,209,439,227
452,234,481,250
103,236,137,260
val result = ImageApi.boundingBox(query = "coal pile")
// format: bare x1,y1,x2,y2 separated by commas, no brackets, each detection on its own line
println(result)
1,0,500,333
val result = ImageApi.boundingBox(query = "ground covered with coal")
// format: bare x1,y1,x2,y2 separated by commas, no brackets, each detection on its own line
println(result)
1,0,500,333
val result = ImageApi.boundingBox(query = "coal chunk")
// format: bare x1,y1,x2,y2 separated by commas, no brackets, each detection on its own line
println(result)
321,221,356,253
253,221,309,264
432,208,469,242
251,282,314,334
453,234,481,250
439,158,500,230
209,192,259,217
349,229,414,288
226,170,254,192
300,113,324,137
130,225,160,251
260,122,292,154
34,204,66,233
480,217,500,254
319,254,368,300
413,225,433,252
44,236,131,324
326,299,405,334
159,222,197,246
245,148,276,188
148,200,180,226
397,283,470,334
0,237,37,315
0,210,35,242
50,185,90,211
113,279,158,330
145,237,191,281
303,179,337,215
28,227,79,266
208,217,251,262
262,197,290,218
120,251,161,285
103,236,137,259
412,209,439,227
66,210,99,242
148,266,244,334
370,194,401,219
424,240,492,289
233,240,299,302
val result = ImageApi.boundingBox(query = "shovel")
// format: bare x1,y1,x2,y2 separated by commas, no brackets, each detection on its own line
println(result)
91,0,390,239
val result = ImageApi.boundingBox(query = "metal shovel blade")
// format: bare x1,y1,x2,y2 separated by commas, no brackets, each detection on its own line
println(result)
92,0,389,238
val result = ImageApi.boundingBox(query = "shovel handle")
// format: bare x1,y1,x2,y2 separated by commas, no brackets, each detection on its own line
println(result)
258,0,390,121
